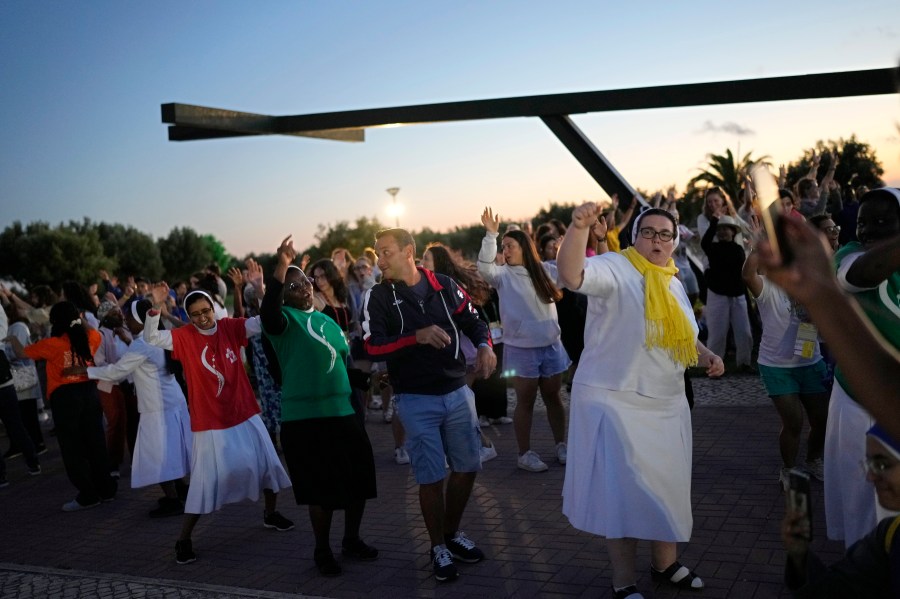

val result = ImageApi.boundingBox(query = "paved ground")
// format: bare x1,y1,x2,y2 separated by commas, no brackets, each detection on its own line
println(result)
0,373,843,598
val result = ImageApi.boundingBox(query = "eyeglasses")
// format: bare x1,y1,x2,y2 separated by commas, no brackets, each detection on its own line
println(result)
188,307,214,319
287,279,313,291
861,457,897,476
638,227,675,242
823,225,841,235
354,265,371,271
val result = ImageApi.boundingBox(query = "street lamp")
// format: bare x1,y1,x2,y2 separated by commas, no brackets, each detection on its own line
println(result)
386,187,402,227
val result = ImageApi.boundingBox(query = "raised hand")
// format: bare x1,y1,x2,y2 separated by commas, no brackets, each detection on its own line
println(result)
571,202,602,230
276,235,297,267
149,282,170,307
481,207,501,234
245,258,264,290
227,267,244,288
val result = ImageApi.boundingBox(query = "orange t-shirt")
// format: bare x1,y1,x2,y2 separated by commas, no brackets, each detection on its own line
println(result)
25,329,101,398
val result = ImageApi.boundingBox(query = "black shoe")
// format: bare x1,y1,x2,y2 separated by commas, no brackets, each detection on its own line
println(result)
149,497,184,518
431,545,458,582
612,584,643,599
27,464,41,476
650,561,704,590
174,479,190,501
444,531,484,563
314,549,342,577
263,510,295,531
3,448,22,460
36,444,48,456
341,537,379,560
175,539,196,564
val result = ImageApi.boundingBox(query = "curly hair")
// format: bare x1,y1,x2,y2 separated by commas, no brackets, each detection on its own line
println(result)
424,243,491,306
502,230,563,303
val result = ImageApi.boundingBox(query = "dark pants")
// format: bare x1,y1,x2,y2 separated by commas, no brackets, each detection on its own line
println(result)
50,382,116,505
472,343,508,419
5,397,44,452
0,385,39,478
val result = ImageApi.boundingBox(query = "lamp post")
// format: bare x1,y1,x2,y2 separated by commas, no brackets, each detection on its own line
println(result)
386,187,401,227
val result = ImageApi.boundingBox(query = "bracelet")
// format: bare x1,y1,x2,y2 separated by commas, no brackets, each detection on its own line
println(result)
597,237,607,243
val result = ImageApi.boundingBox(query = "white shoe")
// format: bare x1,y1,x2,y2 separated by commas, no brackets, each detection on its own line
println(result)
779,467,790,493
369,397,383,410
556,442,567,465
480,445,498,463
517,450,548,472
394,447,410,465
478,415,490,428
490,416,513,425
383,397,395,423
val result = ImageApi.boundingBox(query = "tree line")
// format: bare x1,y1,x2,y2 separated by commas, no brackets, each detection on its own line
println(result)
0,136,884,290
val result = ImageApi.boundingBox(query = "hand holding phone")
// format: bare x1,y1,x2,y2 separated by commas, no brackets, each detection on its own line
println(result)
750,164,793,265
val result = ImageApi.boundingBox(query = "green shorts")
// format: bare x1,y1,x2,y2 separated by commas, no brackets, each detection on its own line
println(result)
759,361,828,397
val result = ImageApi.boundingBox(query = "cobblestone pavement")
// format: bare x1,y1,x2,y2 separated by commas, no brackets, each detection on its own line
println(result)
0,372,841,598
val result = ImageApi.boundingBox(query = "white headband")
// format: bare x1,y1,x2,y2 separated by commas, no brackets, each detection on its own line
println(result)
130,300,143,324
183,289,214,310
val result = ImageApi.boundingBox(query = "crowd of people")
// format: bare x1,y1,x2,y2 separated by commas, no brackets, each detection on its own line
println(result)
1,163,899,596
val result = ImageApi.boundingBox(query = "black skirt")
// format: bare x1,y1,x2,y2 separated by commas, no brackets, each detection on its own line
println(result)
280,414,377,510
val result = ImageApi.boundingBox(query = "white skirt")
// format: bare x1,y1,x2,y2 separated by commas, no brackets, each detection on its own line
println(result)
130,403,192,489
824,381,884,546
562,384,693,541
185,414,292,514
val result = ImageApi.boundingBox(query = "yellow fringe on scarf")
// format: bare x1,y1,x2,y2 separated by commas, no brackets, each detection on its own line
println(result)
622,247,698,368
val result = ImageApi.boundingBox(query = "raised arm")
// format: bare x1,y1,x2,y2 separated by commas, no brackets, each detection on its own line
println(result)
557,202,601,290
144,283,174,350
477,207,502,283
227,267,245,318
259,238,291,336
741,216,764,297
844,235,900,289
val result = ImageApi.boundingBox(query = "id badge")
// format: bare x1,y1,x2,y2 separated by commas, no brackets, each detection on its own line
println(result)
794,322,818,358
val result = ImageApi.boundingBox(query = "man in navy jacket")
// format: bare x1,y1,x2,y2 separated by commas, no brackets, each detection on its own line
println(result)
362,228,496,582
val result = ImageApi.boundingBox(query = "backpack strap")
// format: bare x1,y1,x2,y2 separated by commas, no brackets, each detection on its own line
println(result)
885,515,900,554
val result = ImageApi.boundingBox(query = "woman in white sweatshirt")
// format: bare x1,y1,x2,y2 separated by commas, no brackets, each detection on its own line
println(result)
477,208,569,473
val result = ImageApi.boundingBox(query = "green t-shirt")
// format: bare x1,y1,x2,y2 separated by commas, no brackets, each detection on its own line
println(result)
264,306,354,421
834,241,900,397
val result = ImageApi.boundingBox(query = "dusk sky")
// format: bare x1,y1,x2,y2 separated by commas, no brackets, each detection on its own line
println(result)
2,1,898,258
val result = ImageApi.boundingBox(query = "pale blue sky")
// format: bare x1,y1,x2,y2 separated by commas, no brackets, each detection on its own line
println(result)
2,1,898,257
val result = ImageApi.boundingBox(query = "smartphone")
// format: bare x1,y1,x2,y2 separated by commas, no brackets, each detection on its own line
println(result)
787,468,812,541
750,164,793,264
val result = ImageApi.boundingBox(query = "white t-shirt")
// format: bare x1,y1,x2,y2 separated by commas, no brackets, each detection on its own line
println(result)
755,277,821,368
574,252,697,399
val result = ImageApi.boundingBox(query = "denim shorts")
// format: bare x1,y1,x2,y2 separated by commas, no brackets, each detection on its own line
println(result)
502,340,571,379
396,385,482,485
759,361,828,396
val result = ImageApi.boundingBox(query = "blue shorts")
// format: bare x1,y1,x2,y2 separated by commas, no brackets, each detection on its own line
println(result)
503,340,571,379
759,361,828,396
396,385,482,484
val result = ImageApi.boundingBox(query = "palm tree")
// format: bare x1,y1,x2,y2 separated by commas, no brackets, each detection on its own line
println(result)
688,149,770,204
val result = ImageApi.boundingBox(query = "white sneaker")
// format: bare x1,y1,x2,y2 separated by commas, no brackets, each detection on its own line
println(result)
394,447,410,465
383,398,395,423
369,397,383,410
806,458,824,482
517,450,548,472
480,445,498,463
556,442,567,465
478,415,490,428
490,416,513,425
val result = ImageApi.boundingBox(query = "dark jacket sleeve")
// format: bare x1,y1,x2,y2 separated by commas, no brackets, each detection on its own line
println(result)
444,276,491,348
701,217,718,255
259,278,287,336
361,285,417,358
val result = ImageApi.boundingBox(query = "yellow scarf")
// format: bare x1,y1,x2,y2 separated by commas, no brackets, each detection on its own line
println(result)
622,247,698,368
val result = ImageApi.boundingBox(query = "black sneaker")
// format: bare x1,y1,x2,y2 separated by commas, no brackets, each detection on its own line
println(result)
341,538,379,560
36,444,48,456
263,510,295,531
3,449,22,460
314,549,342,577
0,477,9,489
431,545,458,582
445,531,484,563
175,539,196,564
27,464,41,476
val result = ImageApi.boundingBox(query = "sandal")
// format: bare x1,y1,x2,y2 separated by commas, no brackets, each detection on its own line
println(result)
650,561,704,589
611,585,644,599
314,549,342,577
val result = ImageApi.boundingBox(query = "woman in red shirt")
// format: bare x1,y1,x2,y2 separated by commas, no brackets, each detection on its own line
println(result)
7,301,117,511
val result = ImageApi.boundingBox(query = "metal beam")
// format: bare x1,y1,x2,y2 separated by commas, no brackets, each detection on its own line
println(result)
541,115,643,204
161,67,896,141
